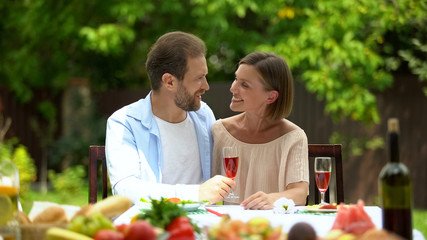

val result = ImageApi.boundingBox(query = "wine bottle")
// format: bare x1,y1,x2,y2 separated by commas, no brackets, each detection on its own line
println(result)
378,118,412,239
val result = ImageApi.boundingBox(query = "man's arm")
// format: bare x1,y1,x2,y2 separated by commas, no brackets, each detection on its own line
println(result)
105,113,202,203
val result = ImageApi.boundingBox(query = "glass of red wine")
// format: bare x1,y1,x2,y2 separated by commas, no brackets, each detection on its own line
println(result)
222,146,239,199
315,157,332,205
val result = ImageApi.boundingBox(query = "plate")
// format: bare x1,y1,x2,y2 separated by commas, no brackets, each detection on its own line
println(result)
178,202,206,211
304,208,338,213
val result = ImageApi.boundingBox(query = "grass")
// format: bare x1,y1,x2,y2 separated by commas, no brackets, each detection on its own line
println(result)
414,209,427,238
21,188,427,239
21,186,89,214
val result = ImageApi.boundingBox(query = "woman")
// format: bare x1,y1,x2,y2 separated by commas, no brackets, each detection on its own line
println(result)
212,52,309,210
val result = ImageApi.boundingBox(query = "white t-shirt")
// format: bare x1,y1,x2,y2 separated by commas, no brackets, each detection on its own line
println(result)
154,115,203,185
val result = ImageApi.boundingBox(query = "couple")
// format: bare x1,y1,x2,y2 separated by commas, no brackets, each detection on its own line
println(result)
105,31,309,210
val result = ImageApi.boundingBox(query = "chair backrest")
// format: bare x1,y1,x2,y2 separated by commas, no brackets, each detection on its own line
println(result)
89,145,108,203
307,144,344,205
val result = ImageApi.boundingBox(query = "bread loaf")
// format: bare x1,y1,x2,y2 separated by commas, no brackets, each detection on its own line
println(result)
71,204,93,219
18,211,32,224
32,206,68,223
86,195,132,219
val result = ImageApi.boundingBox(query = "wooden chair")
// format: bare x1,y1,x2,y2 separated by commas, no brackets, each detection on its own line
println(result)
307,144,344,205
88,145,108,203
88,144,344,205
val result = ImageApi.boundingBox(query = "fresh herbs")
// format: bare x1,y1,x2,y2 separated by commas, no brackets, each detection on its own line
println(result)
135,197,200,233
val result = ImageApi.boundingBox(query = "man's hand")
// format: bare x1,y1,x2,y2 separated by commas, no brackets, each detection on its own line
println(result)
199,175,235,203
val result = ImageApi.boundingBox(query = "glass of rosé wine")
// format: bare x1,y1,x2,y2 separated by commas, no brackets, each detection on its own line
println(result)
222,146,239,199
315,157,332,205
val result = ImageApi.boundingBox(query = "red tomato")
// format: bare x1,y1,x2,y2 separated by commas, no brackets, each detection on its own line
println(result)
115,223,129,234
319,204,337,209
125,220,156,240
166,216,195,240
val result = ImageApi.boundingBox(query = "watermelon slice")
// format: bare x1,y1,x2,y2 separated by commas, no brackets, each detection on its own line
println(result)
331,200,375,236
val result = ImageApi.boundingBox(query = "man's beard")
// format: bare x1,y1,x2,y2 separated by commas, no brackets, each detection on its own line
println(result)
174,83,201,111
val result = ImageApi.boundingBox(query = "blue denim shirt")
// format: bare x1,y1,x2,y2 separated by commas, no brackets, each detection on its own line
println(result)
105,92,216,203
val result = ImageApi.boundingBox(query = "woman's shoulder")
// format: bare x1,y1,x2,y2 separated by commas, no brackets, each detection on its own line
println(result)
216,114,241,130
279,119,302,134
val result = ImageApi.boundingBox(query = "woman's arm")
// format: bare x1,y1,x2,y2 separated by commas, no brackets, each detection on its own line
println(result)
240,181,308,210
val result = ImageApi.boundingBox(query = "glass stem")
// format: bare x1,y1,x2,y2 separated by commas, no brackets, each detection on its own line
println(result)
321,192,325,204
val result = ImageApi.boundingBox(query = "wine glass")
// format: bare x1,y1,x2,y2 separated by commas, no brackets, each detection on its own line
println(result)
222,146,239,199
0,161,20,240
314,157,332,205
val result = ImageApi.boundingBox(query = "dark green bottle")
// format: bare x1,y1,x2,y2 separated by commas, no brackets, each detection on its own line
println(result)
378,118,412,239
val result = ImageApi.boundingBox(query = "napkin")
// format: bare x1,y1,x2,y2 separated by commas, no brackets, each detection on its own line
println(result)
28,201,80,222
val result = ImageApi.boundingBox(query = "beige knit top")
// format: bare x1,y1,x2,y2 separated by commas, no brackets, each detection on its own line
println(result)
211,120,309,204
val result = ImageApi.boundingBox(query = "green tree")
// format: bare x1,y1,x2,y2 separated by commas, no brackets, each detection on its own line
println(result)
255,0,426,124
2,0,426,124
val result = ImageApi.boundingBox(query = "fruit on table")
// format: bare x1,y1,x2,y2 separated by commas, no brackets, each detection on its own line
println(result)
287,222,317,240
46,227,94,240
0,194,14,225
68,213,115,237
94,229,124,240
166,216,195,240
247,217,271,234
331,200,375,236
0,185,18,225
116,223,129,234
124,220,157,240
207,215,284,240
324,228,404,240
323,200,405,240
324,229,345,239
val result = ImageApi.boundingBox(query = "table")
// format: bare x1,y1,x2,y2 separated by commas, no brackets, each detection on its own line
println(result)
114,204,425,239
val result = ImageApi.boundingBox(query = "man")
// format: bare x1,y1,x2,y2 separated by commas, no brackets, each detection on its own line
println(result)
105,31,234,204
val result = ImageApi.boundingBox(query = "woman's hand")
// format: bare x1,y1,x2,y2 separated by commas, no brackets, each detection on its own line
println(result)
240,182,309,210
240,191,277,210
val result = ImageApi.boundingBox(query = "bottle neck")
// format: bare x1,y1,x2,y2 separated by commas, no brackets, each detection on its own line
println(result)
388,132,400,163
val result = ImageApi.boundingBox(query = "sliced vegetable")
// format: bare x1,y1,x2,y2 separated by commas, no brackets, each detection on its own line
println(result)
166,198,181,204
319,204,338,209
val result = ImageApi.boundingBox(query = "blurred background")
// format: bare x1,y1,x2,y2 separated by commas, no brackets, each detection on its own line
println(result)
0,0,426,215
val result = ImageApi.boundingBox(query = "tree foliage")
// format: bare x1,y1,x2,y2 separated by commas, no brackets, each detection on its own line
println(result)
1,0,426,125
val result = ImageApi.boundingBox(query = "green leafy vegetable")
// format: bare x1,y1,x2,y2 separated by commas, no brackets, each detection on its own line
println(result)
135,197,200,233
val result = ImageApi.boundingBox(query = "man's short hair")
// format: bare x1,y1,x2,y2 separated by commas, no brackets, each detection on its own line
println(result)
146,31,207,91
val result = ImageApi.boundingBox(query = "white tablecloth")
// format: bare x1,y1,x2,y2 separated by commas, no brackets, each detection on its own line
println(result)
114,204,425,239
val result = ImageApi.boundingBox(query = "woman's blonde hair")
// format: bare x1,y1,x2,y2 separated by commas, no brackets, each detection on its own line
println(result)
239,51,294,120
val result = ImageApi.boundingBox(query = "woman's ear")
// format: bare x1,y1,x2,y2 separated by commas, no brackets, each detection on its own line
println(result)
267,90,279,104
161,73,176,90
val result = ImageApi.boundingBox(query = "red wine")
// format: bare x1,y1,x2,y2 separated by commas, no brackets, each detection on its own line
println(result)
315,171,330,193
379,118,413,240
223,157,238,179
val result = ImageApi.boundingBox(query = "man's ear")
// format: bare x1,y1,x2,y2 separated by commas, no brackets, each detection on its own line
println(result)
161,73,176,90
267,90,279,104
